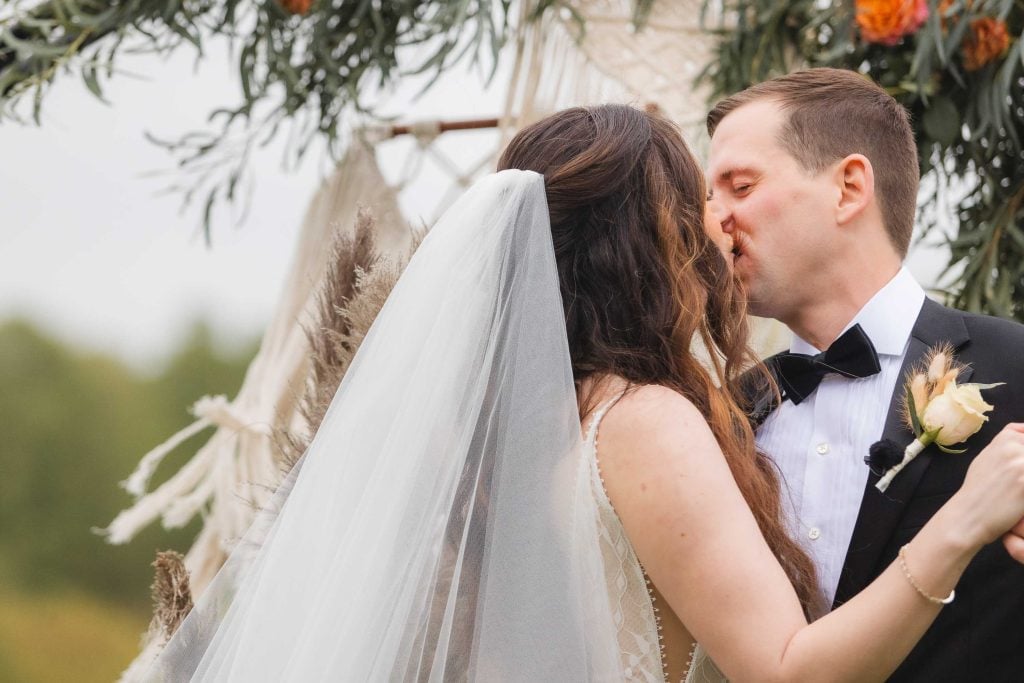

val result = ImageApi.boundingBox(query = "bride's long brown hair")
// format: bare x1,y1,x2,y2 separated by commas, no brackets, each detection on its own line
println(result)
498,104,823,615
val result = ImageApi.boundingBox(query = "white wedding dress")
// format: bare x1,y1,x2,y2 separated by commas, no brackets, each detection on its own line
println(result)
585,394,727,683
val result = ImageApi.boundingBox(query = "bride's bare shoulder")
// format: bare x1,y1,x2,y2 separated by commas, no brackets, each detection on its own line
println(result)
597,382,719,460
594,382,729,522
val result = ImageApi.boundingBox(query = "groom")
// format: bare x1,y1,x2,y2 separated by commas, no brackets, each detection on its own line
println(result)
706,67,1024,681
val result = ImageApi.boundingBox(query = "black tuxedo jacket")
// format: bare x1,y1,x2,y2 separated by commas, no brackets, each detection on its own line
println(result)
759,298,1024,682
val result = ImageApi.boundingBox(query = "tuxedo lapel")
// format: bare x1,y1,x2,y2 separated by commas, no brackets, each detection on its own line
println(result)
833,299,970,607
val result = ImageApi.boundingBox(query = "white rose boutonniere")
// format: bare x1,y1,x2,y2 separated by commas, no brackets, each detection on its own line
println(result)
874,344,1003,493
922,381,993,445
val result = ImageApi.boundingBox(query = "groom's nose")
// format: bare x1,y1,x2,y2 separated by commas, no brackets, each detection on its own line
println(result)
708,197,732,232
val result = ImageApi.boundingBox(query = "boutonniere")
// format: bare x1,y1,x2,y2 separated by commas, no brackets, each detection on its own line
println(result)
868,344,1003,493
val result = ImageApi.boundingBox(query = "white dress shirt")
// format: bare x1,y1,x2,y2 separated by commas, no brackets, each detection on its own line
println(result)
756,267,926,606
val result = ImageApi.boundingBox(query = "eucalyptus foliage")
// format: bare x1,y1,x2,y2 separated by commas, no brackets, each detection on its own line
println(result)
0,0,659,240
0,0,515,239
702,0,1024,321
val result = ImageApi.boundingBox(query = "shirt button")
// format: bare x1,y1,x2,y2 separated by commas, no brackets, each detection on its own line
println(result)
808,527,821,540
816,442,830,455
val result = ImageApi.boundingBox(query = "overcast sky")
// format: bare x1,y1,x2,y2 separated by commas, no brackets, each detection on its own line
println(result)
0,37,951,371
0,40,504,370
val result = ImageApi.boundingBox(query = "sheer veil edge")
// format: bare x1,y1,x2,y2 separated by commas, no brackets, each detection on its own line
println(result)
146,170,624,682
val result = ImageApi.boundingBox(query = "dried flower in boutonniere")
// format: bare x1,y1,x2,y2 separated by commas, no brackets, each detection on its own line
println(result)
871,344,1003,493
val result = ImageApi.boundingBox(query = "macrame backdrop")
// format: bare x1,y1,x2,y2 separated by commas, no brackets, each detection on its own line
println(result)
500,0,787,353
502,0,717,144
108,142,411,681
110,2,786,678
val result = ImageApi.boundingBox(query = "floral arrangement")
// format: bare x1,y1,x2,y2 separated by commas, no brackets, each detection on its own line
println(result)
702,0,1024,322
868,344,1001,492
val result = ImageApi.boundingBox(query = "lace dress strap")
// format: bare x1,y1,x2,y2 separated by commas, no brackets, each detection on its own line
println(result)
583,388,666,682
583,389,628,447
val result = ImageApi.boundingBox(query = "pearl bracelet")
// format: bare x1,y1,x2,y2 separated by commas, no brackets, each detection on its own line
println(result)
898,544,955,606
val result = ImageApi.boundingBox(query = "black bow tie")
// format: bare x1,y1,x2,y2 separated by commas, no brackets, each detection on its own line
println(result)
771,324,881,405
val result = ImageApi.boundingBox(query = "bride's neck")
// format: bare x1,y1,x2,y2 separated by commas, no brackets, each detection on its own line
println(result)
577,373,630,421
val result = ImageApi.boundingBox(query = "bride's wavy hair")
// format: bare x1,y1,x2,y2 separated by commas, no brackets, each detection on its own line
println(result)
498,104,823,616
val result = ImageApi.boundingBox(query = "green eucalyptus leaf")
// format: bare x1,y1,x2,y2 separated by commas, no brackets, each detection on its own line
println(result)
947,230,985,248
81,64,106,102
0,68,26,96
1007,224,1024,251
944,15,972,61
201,189,217,246
1,28,70,58
923,96,962,146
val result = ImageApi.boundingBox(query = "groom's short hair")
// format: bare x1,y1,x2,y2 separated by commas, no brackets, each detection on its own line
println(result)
707,68,918,258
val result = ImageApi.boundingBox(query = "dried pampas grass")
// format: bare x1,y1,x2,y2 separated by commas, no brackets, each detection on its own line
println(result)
148,550,194,641
277,207,419,468
134,207,417,667
900,342,963,432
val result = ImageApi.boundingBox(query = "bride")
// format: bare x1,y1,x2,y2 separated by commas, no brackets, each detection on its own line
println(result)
148,105,1024,682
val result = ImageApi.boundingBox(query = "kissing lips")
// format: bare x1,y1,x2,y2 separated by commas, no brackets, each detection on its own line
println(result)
730,233,749,261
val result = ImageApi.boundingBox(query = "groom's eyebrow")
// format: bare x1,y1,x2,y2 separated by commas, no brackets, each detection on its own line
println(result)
712,167,759,185
717,167,757,180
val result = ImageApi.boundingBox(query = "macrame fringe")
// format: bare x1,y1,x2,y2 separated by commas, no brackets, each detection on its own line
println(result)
113,144,411,681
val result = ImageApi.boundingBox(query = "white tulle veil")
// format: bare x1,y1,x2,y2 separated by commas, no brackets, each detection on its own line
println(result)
147,170,624,681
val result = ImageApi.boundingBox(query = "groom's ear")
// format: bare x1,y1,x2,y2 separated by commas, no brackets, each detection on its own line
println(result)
833,154,875,226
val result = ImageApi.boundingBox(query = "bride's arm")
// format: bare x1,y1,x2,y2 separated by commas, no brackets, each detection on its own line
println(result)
597,385,1024,683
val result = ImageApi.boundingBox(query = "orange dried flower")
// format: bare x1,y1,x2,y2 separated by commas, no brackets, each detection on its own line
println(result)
278,0,312,15
937,0,956,29
962,17,1011,71
856,0,929,46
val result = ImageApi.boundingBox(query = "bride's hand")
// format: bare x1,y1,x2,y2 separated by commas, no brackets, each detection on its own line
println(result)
1003,518,1024,563
949,423,1024,549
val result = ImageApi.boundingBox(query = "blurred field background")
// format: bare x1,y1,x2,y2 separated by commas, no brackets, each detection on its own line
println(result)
0,318,256,681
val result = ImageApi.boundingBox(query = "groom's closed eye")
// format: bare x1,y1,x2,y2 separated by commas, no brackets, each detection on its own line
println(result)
711,167,760,195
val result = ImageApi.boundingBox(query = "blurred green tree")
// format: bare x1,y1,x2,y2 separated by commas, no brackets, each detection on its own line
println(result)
0,319,255,609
